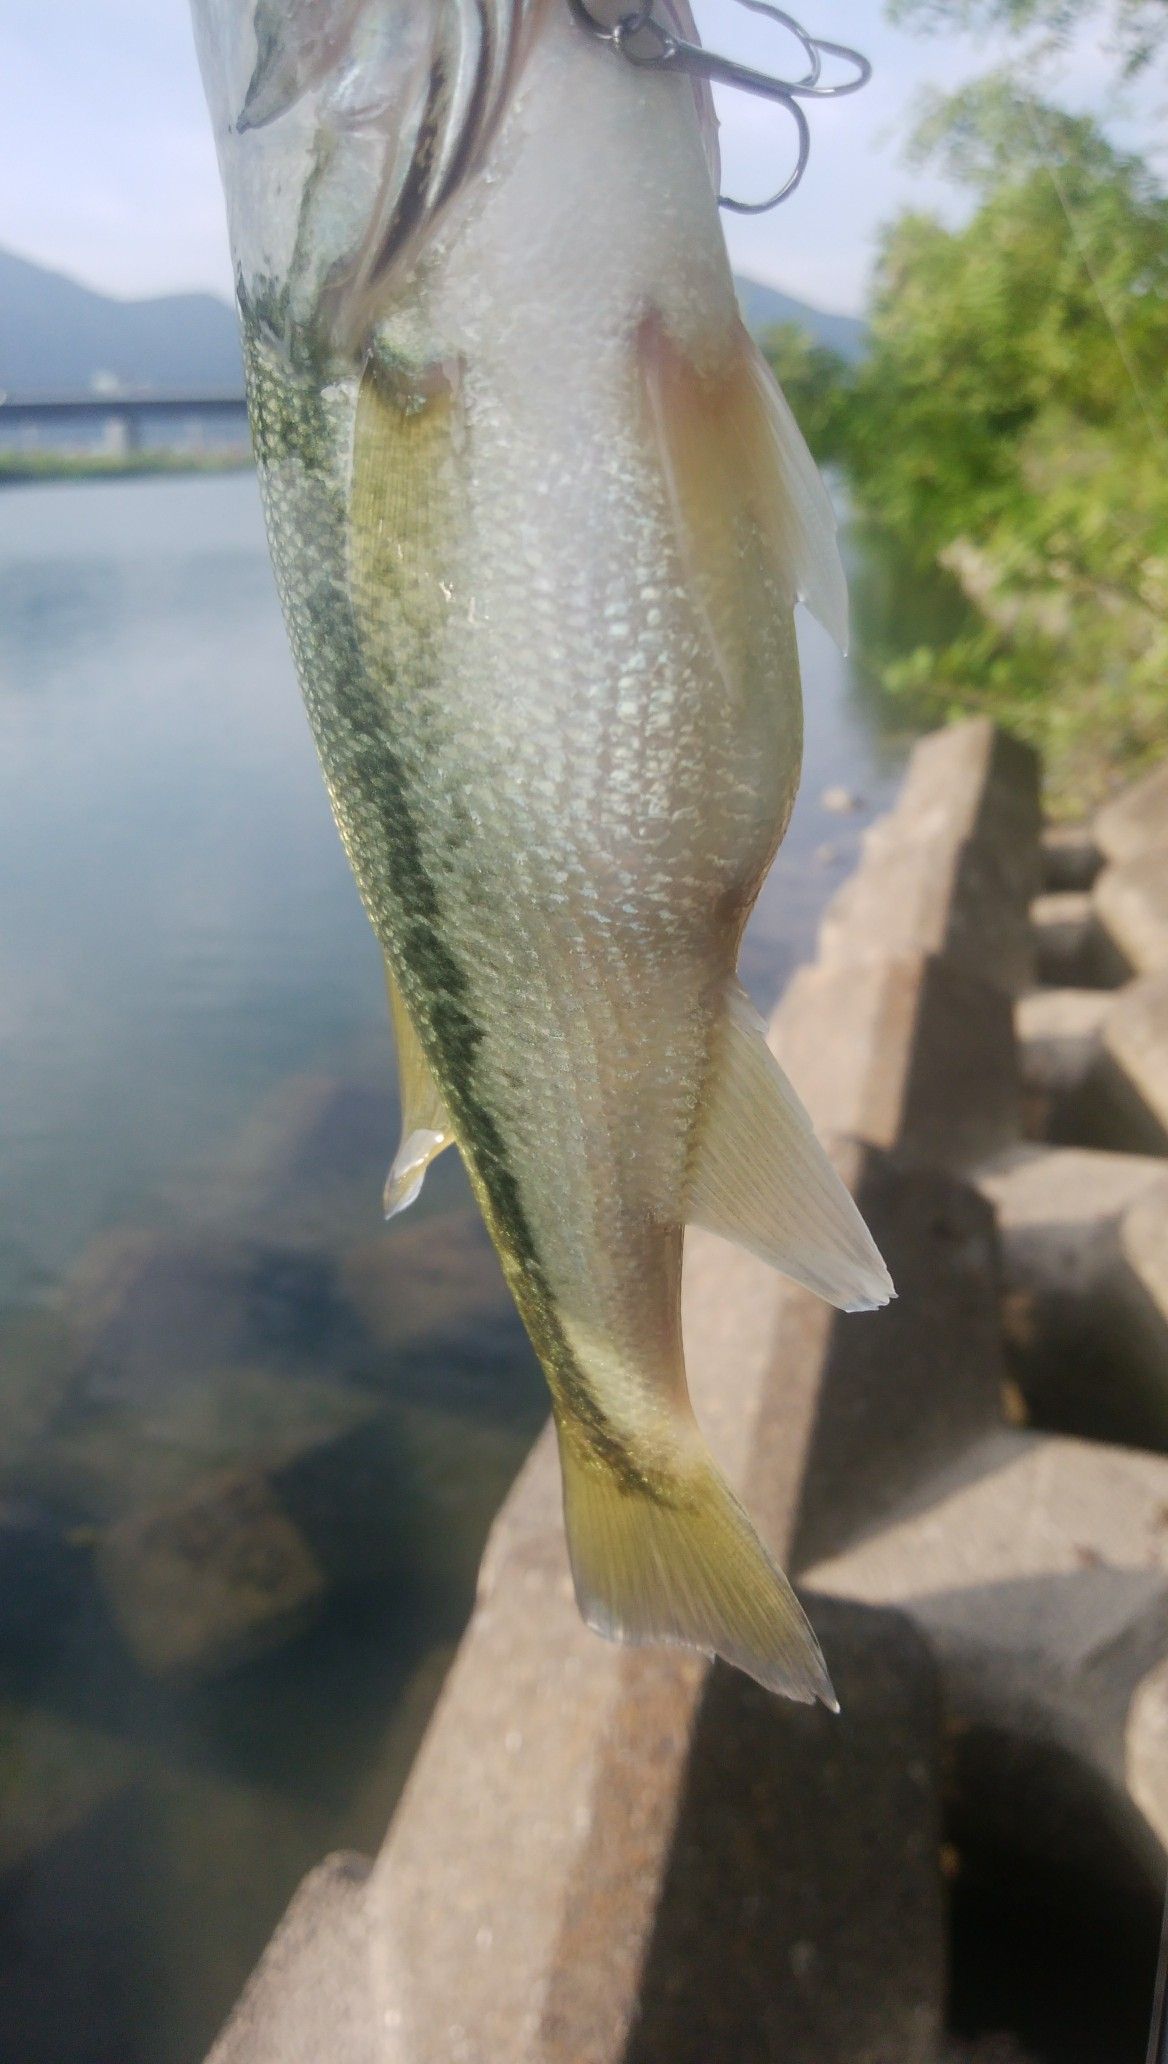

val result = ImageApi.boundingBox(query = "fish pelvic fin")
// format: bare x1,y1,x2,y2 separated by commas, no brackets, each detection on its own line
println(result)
383,958,456,1218
640,310,849,657
686,983,894,1313
557,1419,837,1708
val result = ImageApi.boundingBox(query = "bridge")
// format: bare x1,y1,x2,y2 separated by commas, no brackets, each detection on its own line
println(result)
0,391,250,457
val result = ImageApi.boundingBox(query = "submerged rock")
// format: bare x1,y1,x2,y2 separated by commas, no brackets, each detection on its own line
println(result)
97,1469,326,1680
63,1227,358,1408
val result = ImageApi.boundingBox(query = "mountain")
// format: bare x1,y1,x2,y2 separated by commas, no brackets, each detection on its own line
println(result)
0,247,243,400
0,246,864,402
734,275,867,363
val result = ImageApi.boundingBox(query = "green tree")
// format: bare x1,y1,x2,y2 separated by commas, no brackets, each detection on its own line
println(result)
760,323,852,463
890,0,1168,78
838,80,1168,805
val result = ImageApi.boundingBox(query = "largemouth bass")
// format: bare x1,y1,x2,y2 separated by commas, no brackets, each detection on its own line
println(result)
191,0,892,1705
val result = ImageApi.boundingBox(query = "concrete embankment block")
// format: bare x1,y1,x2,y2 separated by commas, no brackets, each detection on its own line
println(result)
363,1484,946,2064
1015,987,1112,1142
1111,1185,1168,1430
1095,853,1168,977
1031,891,1122,988
1100,973,1168,1152
359,1146,1001,2064
976,1145,1168,1446
820,829,1035,996
785,1150,1004,1569
1015,976,1168,1155
1040,823,1102,892
205,720,1156,2064
1094,759,1168,866
804,1425,1168,1869
776,953,1020,1173
820,717,1041,995
206,1854,380,2064
874,718,1041,886
207,1143,991,2064
619,1600,942,2064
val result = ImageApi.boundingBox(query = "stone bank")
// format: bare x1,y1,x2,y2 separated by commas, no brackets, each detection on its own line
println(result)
205,724,1168,2064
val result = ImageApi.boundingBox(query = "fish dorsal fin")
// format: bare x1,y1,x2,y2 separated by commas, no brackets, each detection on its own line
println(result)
383,958,456,1218
640,312,848,660
686,984,893,1312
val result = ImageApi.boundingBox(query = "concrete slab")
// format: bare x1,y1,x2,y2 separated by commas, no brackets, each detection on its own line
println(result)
975,1145,1168,1446
205,1854,380,2064
1095,853,1168,975
1094,759,1168,865
820,830,1035,997
873,719,1042,891
775,953,1020,1173
804,1425,1168,1781
1127,1654,1168,1849
1108,1186,1168,1437
1016,988,1111,1143
818,718,1042,996
1040,825,1101,892
1031,893,1122,988
619,1600,943,2064
1099,972,1168,1154
193,725,1164,2064
209,1145,996,2064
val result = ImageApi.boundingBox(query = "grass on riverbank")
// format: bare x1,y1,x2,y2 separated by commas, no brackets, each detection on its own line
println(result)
0,450,252,486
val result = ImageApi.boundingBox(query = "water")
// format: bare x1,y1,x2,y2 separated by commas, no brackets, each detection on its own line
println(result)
0,469,912,2064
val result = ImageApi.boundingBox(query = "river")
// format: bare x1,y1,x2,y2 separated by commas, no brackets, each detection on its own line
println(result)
0,467,913,2063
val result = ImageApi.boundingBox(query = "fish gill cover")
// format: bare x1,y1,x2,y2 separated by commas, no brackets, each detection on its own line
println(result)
191,0,543,353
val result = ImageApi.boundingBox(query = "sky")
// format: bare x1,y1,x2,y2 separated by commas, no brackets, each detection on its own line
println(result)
0,0,1160,318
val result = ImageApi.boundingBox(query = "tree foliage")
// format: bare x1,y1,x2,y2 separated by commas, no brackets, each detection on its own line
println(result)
759,323,852,463
811,80,1168,805
889,0,1168,77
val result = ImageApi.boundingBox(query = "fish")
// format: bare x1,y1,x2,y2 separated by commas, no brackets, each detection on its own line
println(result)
191,0,893,1707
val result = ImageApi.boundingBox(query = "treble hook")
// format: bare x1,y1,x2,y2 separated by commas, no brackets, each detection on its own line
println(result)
564,0,871,211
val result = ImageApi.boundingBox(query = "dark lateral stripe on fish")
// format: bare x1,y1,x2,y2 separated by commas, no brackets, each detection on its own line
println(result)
248,344,668,1504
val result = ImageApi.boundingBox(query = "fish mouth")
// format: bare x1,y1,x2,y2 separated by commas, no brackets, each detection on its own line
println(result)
213,0,542,354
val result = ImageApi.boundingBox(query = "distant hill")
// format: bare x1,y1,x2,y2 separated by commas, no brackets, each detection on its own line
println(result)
734,275,867,363
0,247,863,402
0,247,243,400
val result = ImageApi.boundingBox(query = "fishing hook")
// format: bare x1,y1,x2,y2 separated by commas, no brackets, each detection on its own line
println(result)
564,0,871,211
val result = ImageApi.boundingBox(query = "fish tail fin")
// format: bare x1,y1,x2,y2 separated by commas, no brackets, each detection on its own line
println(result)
556,1421,837,1709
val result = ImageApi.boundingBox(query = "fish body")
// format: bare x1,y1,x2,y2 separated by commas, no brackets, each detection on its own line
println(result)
192,0,892,1703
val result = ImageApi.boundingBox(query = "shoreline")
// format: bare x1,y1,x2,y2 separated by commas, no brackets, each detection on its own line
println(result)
0,451,252,486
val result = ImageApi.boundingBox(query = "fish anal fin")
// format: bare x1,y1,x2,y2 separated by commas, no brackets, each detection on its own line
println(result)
639,310,848,657
557,1421,836,1708
687,985,894,1312
384,958,456,1218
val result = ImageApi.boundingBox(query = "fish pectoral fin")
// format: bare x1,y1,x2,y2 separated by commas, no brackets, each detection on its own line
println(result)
640,310,849,658
686,984,894,1312
383,959,456,1219
557,1420,836,1707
